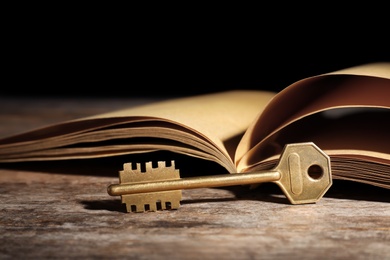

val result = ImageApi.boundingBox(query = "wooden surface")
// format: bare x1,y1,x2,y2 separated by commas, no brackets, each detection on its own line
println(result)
0,96,389,260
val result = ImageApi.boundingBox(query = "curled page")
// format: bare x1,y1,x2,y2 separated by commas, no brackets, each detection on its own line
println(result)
236,62,390,188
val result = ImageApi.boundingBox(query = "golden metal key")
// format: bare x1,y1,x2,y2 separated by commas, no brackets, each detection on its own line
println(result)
107,142,332,212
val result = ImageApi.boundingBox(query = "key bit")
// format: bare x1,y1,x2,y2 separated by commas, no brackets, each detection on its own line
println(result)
113,161,182,213
107,142,332,212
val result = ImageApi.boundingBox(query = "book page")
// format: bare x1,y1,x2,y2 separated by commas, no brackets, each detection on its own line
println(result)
235,62,390,188
0,90,275,173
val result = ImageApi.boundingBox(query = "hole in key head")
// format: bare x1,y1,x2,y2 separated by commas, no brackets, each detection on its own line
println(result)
307,164,324,180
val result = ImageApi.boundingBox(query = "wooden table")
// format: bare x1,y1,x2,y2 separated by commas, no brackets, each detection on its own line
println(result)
1,96,389,259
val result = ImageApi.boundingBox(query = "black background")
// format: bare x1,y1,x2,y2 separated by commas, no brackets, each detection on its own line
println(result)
3,7,389,99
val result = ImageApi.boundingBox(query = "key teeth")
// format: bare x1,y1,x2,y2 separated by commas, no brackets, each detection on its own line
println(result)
121,189,182,213
119,160,179,184
122,160,175,172
126,201,178,213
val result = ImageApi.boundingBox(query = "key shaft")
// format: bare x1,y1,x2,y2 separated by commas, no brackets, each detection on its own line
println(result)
108,171,280,196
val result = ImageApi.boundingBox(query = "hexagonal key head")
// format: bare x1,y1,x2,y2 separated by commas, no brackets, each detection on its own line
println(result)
273,142,332,204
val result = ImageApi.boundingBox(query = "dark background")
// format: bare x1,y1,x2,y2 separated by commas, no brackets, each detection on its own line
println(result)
3,8,389,99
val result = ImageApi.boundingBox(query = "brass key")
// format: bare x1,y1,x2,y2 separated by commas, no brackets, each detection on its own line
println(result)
107,142,332,212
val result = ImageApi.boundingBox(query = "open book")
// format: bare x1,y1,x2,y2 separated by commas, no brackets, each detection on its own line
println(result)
0,62,389,189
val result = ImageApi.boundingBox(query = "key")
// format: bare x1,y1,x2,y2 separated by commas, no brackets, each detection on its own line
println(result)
107,142,332,212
